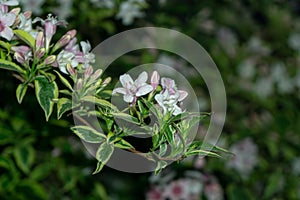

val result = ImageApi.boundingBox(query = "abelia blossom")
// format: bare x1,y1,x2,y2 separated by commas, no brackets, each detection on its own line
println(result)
0,0,19,6
74,41,95,68
155,78,188,115
150,70,160,90
113,71,153,103
33,14,67,51
53,50,78,74
0,10,16,40
11,45,32,64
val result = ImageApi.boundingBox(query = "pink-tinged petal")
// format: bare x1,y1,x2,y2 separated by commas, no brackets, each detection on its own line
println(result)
3,13,16,26
35,32,44,49
0,5,8,13
178,90,188,101
120,74,133,87
161,77,175,89
80,41,91,54
135,71,148,85
1,27,13,40
123,94,134,103
112,87,127,95
136,84,153,96
151,71,160,89
172,105,183,115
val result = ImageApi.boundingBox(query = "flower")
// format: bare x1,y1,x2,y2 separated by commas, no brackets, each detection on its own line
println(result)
113,71,153,103
0,11,16,40
163,179,189,200
19,0,44,15
11,45,32,64
74,41,95,68
33,14,67,51
204,181,223,200
116,0,145,25
155,78,188,115
227,138,258,177
53,50,78,74
146,186,164,200
0,0,19,6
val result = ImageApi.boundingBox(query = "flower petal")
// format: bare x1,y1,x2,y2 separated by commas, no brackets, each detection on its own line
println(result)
136,84,153,96
2,13,16,26
120,74,133,87
123,94,134,103
112,87,127,95
0,27,13,40
135,71,148,85
178,90,188,101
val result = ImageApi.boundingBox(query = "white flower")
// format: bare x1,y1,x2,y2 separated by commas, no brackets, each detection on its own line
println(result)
54,50,78,74
0,0,19,6
113,71,153,103
0,11,16,40
227,138,258,177
19,0,44,15
237,59,256,79
75,41,95,68
288,33,300,52
116,0,145,25
90,0,114,8
163,179,190,200
155,78,188,115
204,181,223,200
253,76,274,98
53,0,73,20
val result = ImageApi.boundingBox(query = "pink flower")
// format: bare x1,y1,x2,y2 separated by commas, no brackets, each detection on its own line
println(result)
0,11,16,40
163,179,189,200
204,182,223,200
11,45,32,64
146,187,164,200
113,71,153,103
74,41,95,68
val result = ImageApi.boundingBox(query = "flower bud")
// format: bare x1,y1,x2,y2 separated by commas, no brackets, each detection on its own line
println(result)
76,78,83,90
10,8,21,15
84,66,93,77
23,11,32,19
151,70,160,89
14,52,25,64
92,69,103,80
44,55,56,65
36,32,44,49
102,77,111,85
66,29,76,38
66,63,75,76
36,48,45,59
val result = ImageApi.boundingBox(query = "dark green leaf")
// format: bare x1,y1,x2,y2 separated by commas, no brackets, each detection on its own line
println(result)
57,98,72,119
34,76,58,121
13,145,35,174
0,59,25,73
16,84,28,104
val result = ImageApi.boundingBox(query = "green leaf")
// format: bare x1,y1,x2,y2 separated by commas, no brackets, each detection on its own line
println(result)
34,76,58,121
95,142,114,166
155,160,168,175
81,96,118,111
112,112,140,125
54,70,73,91
263,171,283,199
13,145,35,174
93,183,109,200
15,181,47,200
57,98,72,119
185,149,221,158
114,138,134,149
14,30,35,49
31,162,55,181
0,40,11,51
16,84,28,104
92,161,105,175
0,59,25,73
71,125,106,143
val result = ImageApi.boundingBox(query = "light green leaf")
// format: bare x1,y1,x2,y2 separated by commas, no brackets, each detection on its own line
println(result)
13,145,35,174
155,160,168,175
34,76,58,121
57,98,72,119
112,112,140,125
95,142,114,166
0,59,25,73
81,96,118,111
185,149,221,158
0,40,11,51
71,125,106,143
14,30,35,49
114,139,134,149
54,70,73,91
92,161,105,175
16,84,28,104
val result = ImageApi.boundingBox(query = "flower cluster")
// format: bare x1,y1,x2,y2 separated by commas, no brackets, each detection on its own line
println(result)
113,71,188,116
0,2,95,76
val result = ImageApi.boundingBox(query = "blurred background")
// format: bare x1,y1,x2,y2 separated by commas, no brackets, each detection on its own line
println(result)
1,0,300,199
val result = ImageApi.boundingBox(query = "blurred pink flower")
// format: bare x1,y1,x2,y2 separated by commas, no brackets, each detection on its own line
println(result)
204,181,223,200
146,186,164,200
